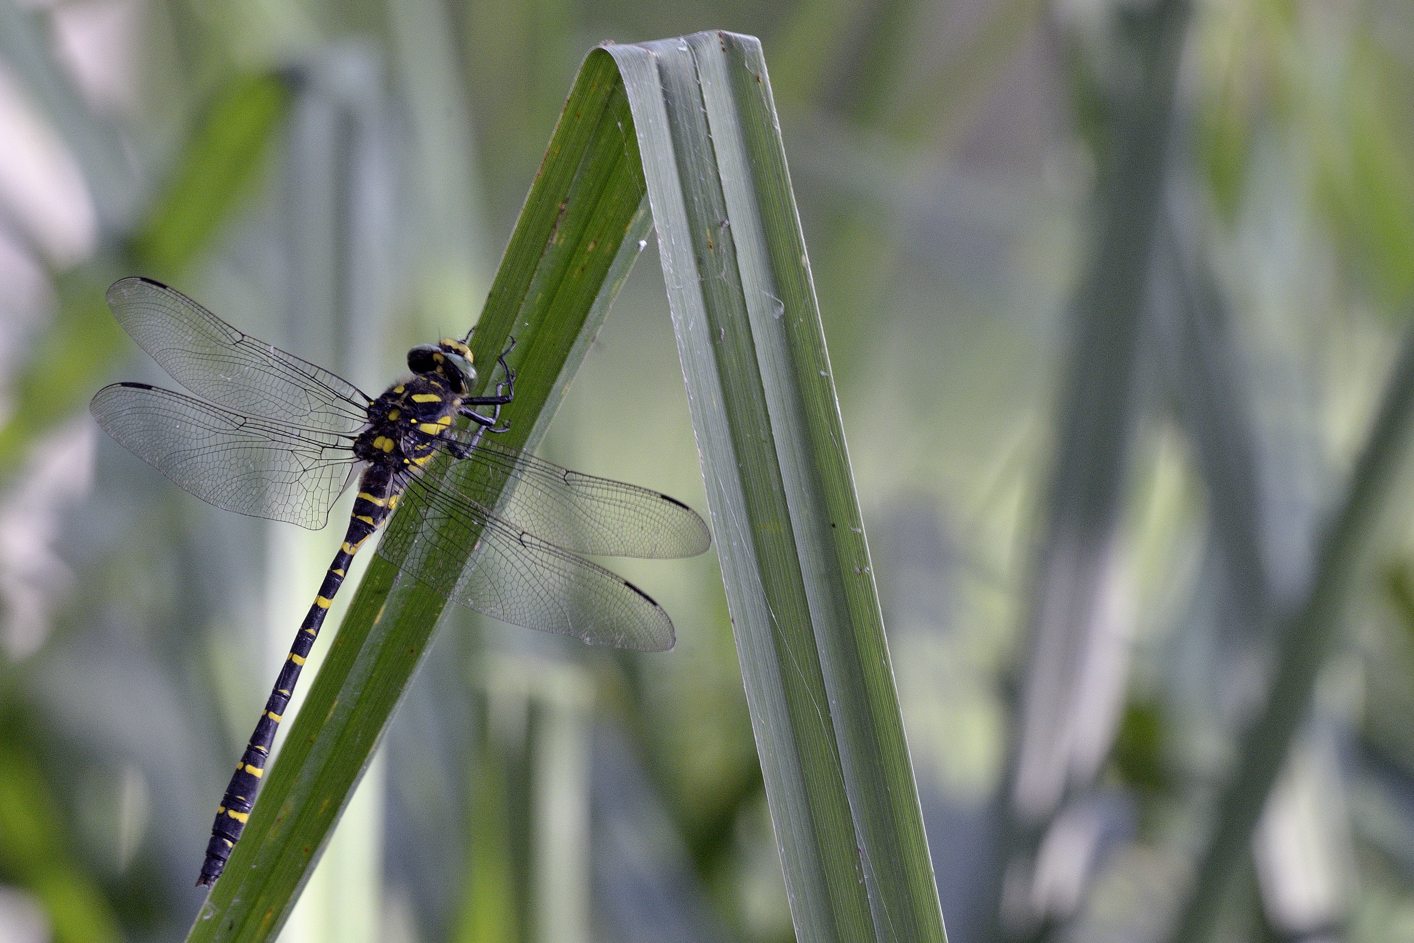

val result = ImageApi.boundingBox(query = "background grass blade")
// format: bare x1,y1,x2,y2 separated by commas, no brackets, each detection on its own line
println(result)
608,33,946,942
981,4,1192,935
1166,326,1414,941
0,69,294,484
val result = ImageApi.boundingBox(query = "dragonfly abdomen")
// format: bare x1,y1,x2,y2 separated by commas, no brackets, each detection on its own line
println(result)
195,471,397,886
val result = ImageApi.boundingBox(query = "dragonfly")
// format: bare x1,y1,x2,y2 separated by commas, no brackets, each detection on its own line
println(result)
89,276,710,886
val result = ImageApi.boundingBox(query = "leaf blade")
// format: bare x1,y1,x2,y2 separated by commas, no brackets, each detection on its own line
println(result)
185,54,653,941
609,32,947,943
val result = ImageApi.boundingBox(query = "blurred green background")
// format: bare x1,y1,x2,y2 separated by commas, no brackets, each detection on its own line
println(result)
2,1,1413,941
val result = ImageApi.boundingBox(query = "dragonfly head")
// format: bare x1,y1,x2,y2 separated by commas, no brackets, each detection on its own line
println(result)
408,338,476,387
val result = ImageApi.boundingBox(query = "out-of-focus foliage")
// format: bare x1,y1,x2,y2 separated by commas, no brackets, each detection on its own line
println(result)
1,1,1413,942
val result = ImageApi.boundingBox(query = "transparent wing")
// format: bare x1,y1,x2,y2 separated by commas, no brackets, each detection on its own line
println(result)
433,432,711,559
377,469,684,651
91,382,358,530
106,276,371,433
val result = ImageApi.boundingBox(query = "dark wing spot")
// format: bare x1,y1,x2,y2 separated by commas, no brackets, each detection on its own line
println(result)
623,580,661,607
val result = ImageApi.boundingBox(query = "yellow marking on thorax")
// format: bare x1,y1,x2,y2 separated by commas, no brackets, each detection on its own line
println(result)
372,435,395,453
387,408,400,420
415,414,453,436
411,392,442,403
357,491,387,506
393,384,405,394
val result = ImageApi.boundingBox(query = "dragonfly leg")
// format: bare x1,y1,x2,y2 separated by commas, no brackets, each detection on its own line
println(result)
460,338,516,432
493,341,516,399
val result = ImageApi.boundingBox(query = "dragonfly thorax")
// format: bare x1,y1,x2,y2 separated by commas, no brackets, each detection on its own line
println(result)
354,371,462,467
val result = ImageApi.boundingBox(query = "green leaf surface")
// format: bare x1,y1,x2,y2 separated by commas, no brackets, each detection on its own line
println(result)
187,51,652,941
607,33,945,943
187,32,944,943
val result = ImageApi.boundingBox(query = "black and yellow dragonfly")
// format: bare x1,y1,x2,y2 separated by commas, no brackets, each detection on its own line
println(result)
90,277,710,886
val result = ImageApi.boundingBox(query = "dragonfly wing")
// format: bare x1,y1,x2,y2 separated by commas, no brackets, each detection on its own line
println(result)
379,472,676,651
106,277,371,433
91,382,356,529
435,435,710,559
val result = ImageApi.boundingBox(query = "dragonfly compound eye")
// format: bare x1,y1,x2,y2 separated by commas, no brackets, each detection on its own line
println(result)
406,344,440,374
438,339,476,382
